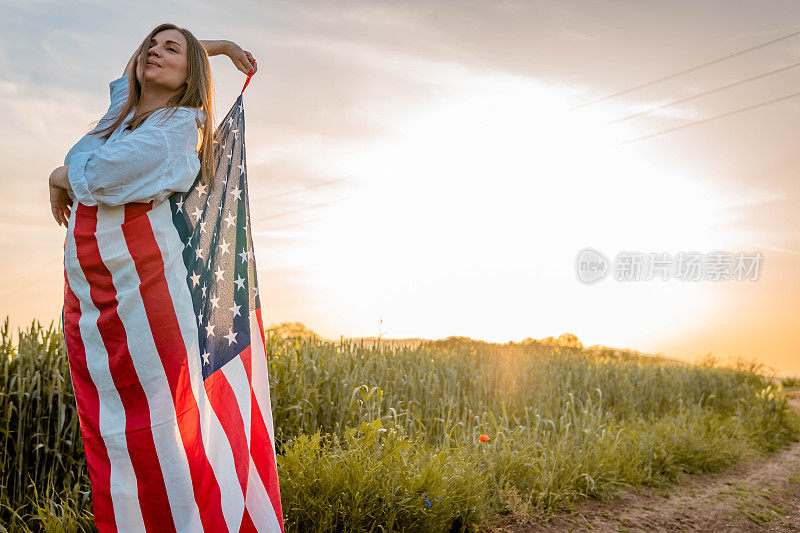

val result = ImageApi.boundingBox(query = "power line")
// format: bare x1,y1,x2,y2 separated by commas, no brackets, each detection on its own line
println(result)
248,177,352,228
606,60,800,125
253,176,351,203
616,89,800,145
259,218,323,232
254,197,349,222
571,28,800,111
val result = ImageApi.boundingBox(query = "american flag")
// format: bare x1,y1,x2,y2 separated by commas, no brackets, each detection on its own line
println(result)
62,77,284,532
168,90,285,531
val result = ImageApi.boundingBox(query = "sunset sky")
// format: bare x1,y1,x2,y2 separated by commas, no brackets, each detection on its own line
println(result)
1,1,798,376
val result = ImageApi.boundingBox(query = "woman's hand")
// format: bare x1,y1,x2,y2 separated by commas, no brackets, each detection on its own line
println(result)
49,166,72,227
224,42,258,76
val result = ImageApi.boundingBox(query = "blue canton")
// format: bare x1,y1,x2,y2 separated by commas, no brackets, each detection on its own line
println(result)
169,95,262,380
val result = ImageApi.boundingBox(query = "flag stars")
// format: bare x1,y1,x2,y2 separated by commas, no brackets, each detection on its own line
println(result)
181,105,255,363
229,185,242,201
223,212,237,229
179,103,258,369
218,238,231,257
224,327,238,346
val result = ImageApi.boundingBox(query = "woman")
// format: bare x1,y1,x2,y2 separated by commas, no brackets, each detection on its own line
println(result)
48,24,271,532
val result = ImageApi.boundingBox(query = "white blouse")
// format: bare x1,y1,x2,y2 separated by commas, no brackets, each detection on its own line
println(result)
64,74,206,206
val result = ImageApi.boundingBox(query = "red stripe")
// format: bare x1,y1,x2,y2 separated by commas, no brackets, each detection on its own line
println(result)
63,267,116,532
255,307,267,355
121,202,229,532
204,369,250,496
73,203,176,533
240,344,284,531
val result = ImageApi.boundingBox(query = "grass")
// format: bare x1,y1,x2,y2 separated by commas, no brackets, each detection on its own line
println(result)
2,316,799,531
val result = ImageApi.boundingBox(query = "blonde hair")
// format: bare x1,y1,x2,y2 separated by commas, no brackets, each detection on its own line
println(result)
91,23,215,187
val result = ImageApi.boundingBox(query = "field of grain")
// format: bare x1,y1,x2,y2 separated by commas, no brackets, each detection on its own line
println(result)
2,316,798,532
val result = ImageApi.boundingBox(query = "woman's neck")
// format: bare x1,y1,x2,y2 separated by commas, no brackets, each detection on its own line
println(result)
135,86,181,118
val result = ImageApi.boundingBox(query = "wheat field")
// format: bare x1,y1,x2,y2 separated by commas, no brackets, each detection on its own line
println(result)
2,317,798,532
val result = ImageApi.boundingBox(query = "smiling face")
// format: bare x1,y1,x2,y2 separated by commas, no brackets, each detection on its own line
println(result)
138,29,189,92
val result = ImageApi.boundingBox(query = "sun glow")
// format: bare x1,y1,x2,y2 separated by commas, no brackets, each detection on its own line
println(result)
276,72,744,346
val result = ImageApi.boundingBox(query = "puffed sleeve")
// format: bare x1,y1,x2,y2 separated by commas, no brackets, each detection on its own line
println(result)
63,74,130,166
67,107,202,206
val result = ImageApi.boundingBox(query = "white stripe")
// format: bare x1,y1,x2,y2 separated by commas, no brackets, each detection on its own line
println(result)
96,203,202,532
248,309,277,463
199,379,246,532
149,200,246,531
244,456,283,532
65,205,146,533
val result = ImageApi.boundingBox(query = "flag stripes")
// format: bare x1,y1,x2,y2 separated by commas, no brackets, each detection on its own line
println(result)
63,86,283,532
63,278,117,531
122,201,229,532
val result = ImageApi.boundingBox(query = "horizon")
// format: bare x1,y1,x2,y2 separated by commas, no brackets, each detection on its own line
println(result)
2,1,799,377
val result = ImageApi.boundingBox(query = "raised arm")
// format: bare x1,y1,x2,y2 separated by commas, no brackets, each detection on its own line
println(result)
123,40,231,80
124,48,138,78
199,39,232,57
124,39,255,78
63,74,130,167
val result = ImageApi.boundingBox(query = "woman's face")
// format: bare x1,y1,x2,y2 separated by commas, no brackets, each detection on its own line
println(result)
138,29,189,93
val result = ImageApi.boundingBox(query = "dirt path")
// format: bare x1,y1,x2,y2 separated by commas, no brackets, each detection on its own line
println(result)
488,399,800,532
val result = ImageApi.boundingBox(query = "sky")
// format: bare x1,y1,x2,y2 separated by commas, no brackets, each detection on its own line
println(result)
1,1,799,376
